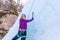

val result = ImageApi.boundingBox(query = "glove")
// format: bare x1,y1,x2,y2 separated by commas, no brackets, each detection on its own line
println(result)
32,17,34,20
32,18,34,20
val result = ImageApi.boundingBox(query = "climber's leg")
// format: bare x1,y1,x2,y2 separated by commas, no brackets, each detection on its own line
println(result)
12,31,21,40
21,31,26,40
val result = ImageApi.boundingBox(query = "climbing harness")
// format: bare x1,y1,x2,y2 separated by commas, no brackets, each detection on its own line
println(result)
17,30,26,38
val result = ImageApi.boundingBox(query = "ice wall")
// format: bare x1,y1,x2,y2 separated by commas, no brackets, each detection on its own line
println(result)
3,0,60,40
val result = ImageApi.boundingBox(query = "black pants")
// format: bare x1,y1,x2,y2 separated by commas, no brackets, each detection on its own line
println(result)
12,30,26,40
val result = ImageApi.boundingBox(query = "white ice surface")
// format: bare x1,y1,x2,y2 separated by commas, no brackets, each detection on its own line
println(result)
2,0,60,40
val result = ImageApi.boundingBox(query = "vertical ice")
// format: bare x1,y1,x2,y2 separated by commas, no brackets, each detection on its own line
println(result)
2,0,60,40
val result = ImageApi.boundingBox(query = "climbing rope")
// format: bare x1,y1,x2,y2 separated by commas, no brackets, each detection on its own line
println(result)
28,0,35,19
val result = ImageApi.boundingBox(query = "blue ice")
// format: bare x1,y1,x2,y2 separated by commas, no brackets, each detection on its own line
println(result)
2,0,60,40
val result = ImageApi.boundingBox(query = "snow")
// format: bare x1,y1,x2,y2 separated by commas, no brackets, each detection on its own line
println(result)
2,0,60,40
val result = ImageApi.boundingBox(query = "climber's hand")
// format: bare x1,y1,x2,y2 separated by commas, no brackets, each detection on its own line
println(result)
32,17,34,20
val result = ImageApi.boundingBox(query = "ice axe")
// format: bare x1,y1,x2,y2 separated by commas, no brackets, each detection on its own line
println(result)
32,11,34,19
32,12,34,17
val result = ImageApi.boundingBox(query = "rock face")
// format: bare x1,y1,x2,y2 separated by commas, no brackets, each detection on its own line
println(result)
0,14,17,40
0,0,23,40
0,14,17,30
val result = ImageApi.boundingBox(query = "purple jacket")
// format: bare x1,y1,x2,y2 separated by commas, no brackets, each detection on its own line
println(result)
19,18,33,30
